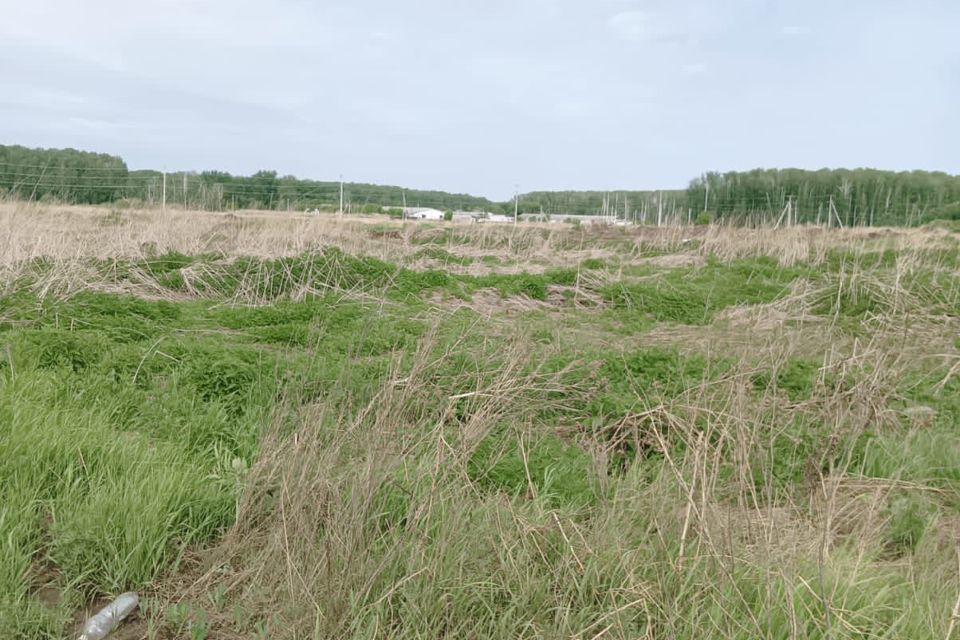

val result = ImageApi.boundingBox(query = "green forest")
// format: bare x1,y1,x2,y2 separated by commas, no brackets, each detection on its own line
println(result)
2,144,960,225
0,145,128,205
515,190,685,219
687,169,960,226
0,145,499,213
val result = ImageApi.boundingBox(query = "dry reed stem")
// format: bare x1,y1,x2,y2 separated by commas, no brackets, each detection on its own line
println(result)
3,201,956,277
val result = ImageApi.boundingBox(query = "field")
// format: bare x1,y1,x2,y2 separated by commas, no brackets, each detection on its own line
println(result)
1,201,959,639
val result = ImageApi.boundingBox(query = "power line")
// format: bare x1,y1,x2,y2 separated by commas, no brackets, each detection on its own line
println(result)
1,161,953,217
0,177,940,208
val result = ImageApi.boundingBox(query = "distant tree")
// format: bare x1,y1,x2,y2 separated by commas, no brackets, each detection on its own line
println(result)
685,168,960,226
250,170,278,209
0,144,127,204
6,144,958,227
515,189,684,218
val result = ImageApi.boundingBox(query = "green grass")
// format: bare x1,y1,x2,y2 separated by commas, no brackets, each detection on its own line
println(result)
602,257,809,324
0,281,438,634
750,357,827,401
34,248,583,305
409,247,475,266
1,241,959,638
0,371,231,621
469,429,598,507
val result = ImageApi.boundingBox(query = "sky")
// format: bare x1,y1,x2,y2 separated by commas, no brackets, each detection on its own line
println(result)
0,0,958,200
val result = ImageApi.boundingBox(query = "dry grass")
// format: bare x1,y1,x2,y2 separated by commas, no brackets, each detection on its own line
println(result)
3,201,956,278
3,201,959,638
165,331,960,638
698,222,960,266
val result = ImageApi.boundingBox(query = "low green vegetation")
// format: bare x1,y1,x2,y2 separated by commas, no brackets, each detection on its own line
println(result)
604,257,809,324
1,229,958,639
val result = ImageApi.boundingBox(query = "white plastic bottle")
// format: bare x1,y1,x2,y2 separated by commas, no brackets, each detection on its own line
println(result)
78,592,139,640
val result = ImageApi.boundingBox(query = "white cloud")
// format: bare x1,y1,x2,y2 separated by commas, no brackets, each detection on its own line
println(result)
607,5,725,46
0,0,955,198
607,10,683,44
66,117,136,131
608,11,650,41
781,25,812,36
0,85,88,108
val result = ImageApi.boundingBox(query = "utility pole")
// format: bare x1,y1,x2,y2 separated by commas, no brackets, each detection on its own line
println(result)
162,171,167,212
774,200,789,228
339,175,344,216
402,191,407,222
514,184,519,224
829,196,844,229
183,173,188,209
657,191,663,227
704,181,709,213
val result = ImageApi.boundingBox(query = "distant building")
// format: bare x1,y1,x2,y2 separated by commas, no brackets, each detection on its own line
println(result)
402,207,445,220
518,213,633,226
518,213,550,223
452,210,481,222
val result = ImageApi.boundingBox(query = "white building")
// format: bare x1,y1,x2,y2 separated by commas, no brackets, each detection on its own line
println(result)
451,210,479,223
402,207,445,221
518,213,634,226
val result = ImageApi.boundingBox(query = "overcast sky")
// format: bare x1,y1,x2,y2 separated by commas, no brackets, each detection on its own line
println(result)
1,0,957,199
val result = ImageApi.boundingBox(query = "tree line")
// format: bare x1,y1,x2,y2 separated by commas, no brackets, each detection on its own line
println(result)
2,145,959,225
125,169,503,213
0,145,128,204
0,145,499,213
687,169,960,226
515,190,686,220
519,170,960,225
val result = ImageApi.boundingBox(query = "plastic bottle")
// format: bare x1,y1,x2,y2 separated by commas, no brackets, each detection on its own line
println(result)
78,592,139,640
